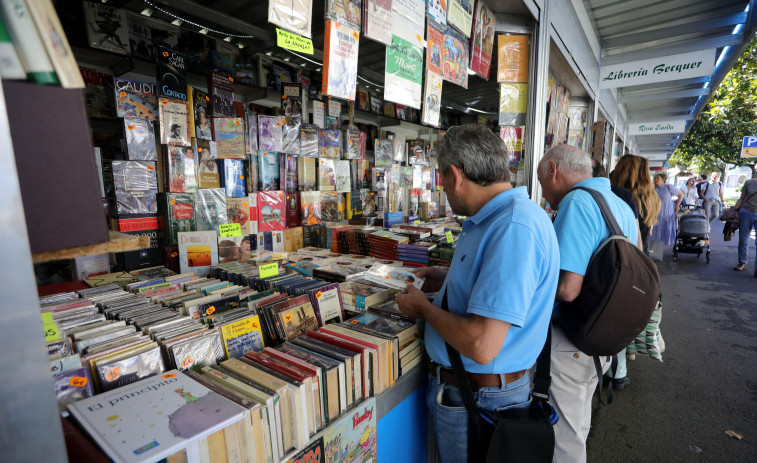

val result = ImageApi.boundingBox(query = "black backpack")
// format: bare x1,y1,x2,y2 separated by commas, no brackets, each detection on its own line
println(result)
559,187,661,357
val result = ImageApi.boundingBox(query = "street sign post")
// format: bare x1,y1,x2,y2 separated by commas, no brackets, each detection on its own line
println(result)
741,136,757,158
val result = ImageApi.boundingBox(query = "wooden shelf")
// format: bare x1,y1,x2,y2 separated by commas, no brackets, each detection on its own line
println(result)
32,231,150,264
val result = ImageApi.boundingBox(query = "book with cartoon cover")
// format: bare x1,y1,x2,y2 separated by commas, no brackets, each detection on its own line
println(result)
323,397,377,462
114,77,158,121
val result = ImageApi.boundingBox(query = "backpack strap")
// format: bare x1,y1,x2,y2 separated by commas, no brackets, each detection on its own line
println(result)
570,186,625,238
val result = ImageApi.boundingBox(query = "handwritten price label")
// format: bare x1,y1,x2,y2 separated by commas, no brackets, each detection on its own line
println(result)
162,373,177,379
146,165,155,170
219,223,242,237
105,367,121,382
316,291,323,299
171,252,178,258
162,51,169,57
251,322,259,329
181,356,194,369
259,262,279,278
43,323,60,342
69,377,88,387
285,314,292,322
171,199,176,205
234,120,241,125
446,231,454,243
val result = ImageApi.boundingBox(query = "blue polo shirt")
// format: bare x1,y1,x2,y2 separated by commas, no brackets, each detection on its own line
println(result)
425,187,560,373
552,177,638,316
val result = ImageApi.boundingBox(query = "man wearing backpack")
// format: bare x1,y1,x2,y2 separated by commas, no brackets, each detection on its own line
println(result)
538,145,639,463
700,171,724,223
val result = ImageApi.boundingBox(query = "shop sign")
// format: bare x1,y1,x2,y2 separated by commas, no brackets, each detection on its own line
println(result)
599,49,715,88
640,152,669,161
628,120,686,135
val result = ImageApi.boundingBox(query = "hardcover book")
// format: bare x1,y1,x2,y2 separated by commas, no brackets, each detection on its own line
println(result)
220,315,266,359
178,231,219,277
320,192,340,222
158,192,196,246
208,70,236,117
286,193,302,228
218,159,246,197
374,139,393,166
322,20,359,101
190,87,212,140
123,117,157,161
114,77,158,120
408,140,429,166
80,67,114,119
107,161,158,214
257,191,287,232
282,118,302,155
282,83,303,118
318,159,336,191
83,2,129,55
274,297,320,342
258,150,281,191
300,191,321,226
226,197,253,234
195,189,228,231
246,112,258,153
299,124,319,157
297,157,317,191
319,130,341,159
335,160,351,193
194,138,221,188
258,115,284,152
343,129,362,159
168,331,225,371
156,47,188,101
363,0,392,45
280,154,299,192
67,371,245,463
214,117,245,159
162,145,197,193
158,98,191,146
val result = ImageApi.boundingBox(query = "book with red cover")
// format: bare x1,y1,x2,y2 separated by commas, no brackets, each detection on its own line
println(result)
263,347,325,430
318,324,390,394
257,190,287,231
307,329,374,399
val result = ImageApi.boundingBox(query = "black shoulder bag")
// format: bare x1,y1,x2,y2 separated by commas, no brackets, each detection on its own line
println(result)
441,290,557,463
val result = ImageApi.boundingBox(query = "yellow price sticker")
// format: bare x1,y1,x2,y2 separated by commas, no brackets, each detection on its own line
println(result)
446,231,454,243
285,314,292,322
219,223,242,237
43,323,60,342
259,262,279,278
40,313,53,324
414,220,421,224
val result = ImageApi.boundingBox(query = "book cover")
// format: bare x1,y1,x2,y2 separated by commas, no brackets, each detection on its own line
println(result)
194,138,221,188
323,397,377,462
374,139,393,166
235,54,257,86
322,20,359,101
325,0,362,31
258,115,284,152
318,159,336,191
287,437,324,463
159,98,191,146
151,21,179,50
282,118,302,156
126,12,153,61
258,151,281,191
325,98,341,129
195,189,228,231
108,160,158,214
335,160,351,193
363,0,392,45
312,100,325,128
208,70,236,117
247,112,259,153
363,263,424,291
210,39,237,75
497,35,530,83
320,192,340,222
83,2,128,55
190,87,212,140
68,371,245,463
470,0,495,79
384,33,423,109
225,197,253,234
319,129,341,159
80,67,114,118
214,117,245,159
349,190,365,218
282,83,303,118
308,284,345,326
300,191,321,226
95,346,165,392
280,154,299,192
275,299,319,342
499,82,528,126
300,124,319,157
124,118,157,161
163,145,198,193
257,191,286,232
408,140,429,166
159,193,196,246
220,315,265,359
285,193,302,228
447,0,474,38
357,89,370,111
427,0,447,25
218,159,246,198
178,231,219,277
443,26,469,88
169,332,225,371
343,129,362,160
391,0,425,33
114,77,158,121
421,70,443,127
157,47,188,101
271,62,292,88
426,22,444,76
54,367,95,413
297,157,317,191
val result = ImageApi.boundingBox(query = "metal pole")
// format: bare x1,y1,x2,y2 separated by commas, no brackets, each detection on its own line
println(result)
525,0,550,203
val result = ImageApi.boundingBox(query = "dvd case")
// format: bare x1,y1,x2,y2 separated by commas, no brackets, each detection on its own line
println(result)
300,124,319,157
114,77,157,120
158,98,190,146
297,156,317,191
318,159,336,191
257,190,286,231
195,188,227,231
319,129,341,158
213,117,245,159
258,115,284,152
258,150,280,191
162,145,197,193
123,117,157,160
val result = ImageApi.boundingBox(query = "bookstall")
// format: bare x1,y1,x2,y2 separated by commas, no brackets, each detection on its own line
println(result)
4,0,753,462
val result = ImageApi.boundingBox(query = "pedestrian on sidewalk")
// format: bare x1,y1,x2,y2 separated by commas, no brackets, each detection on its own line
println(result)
611,155,661,256
681,177,700,207
538,144,638,463
650,173,683,248
700,172,724,223
733,175,757,277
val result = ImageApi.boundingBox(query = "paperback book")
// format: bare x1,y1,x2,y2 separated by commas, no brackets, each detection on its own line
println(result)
258,151,281,191
280,154,299,191
257,191,287,232
80,67,114,119
114,77,158,120
384,33,423,109
300,125,319,157
123,117,157,160
162,145,198,193
219,315,265,359
258,115,285,152
208,70,236,117
374,139,393,166
214,117,245,159
269,0,313,37
282,82,303,118
335,160,351,193
126,12,153,61
320,192,340,222
322,20,359,101
225,197,254,234
426,22,444,76
470,0,495,79
194,138,220,188
189,87,212,140
427,0,447,25
325,0,361,31
156,46,188,101
158,99,191,146
319,129,341,159
447,0,474,38
421,69,443,127
178,231,219,277
300,191,321,225
362,0,392,45
218,159,246,198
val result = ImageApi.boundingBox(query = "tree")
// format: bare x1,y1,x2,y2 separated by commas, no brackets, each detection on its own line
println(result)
671,35,757,174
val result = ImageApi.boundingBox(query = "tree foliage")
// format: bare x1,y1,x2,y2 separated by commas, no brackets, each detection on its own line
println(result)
671,35,757,173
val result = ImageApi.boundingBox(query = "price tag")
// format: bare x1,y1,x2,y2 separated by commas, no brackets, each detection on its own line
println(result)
228,76,234,83
413,220,421,224
234,120,241,125
243,202,249,207
105,367,121,382
127,125,135,130
171,199,176,205
162,99,169,105
251,321,259,329
259,262,279,278
219,223,242,237
119,92,127,97
282,95,288,99
43,323,60,342
446,231,454,243
285,314,292,322
206,306,216,315
162,51,169,57
205,95,210,101
162,373,177,379
181,356,194,369
40,312,53,324
69,377,88,387
146,165,155,170
171,252,178,258
352,31,360,40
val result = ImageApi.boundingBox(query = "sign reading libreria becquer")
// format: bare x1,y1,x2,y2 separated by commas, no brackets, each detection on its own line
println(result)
322,21,359,101
599,49,716,89
628,120,686,136
384,35,423,109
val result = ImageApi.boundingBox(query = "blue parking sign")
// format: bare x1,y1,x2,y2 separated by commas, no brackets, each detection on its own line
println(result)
741,137,757,158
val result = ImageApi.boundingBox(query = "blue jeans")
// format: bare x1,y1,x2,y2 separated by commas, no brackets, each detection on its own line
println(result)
426,371,532,463
738,209,757,267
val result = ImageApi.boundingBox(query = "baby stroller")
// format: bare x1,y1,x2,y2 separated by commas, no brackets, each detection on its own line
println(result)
673,205,711,263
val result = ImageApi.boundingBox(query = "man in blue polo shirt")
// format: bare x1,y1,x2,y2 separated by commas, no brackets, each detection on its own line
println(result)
538,144,638,463
396,123,560,462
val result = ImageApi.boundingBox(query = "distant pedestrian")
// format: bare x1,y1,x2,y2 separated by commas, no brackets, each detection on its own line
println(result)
611,155,661,255
733,174,757,277
680,177,700,207
650,173,683,246
700,172,724,223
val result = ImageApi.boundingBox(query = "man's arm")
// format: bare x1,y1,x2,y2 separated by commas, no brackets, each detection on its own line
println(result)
556,270,584,303
636,219,643,251
396,286,510,365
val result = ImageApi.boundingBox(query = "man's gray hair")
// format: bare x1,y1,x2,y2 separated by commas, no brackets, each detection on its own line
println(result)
437,124,511,186
539,144,592,180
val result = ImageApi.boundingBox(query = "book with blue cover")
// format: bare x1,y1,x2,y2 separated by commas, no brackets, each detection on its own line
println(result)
258,151,280,191
217,159,246,197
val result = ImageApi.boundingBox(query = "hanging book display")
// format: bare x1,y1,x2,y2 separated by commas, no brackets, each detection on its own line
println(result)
447,0,474,38
384,28,423,109
268,0,313,37
123,117,157,161
442,26,469,88
362,0,392,45
499,83,528,126
322,20,359,101
114,78,157,120
497,35,530,83
391,0,425,37
325,0,362,31
83,2,129,55
421,70,443,128
213,117,245,159
158,99,191,146
189,87,212,140
470,1,495,79
156,47,187,101
427,0,447,25
426,22,444,76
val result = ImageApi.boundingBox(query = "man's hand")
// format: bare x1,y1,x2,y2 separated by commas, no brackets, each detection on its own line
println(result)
396,284,430,320
413,266,448,292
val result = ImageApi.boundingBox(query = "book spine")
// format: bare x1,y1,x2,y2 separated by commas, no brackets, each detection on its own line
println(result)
0,0,57,84
0,13,24,79
321,21,332,95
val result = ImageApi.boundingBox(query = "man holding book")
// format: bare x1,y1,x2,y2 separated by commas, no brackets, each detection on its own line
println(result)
396,123,560,462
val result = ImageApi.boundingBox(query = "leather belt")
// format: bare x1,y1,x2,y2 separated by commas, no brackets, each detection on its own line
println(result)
427,360,527,392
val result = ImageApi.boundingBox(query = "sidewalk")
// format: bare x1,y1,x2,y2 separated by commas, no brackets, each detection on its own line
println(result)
587,221,757,462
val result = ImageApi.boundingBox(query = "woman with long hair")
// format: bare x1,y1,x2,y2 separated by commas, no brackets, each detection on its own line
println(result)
611,155,661,255
650,173,684,246
680,177,700,207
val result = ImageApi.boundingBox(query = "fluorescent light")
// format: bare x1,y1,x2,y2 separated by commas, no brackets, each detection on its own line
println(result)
171,19,183,26
223,37,233,42
140,7,153,16
466,68,476,75
199,28,208,35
